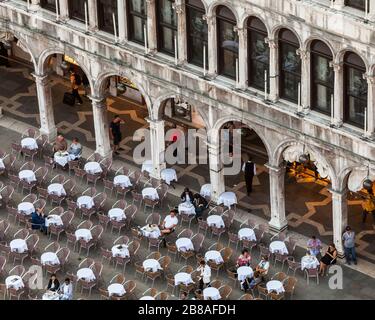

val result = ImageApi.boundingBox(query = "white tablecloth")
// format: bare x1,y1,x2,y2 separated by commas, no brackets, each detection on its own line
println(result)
18,202,35,215
140,296,155,300
45,214,63,227
42,291,60,300
178,202,196,216
0,159,5,169
111,244,130,258
301,255,320,270
143,259,162,273
141,160,153,173
77,268,96,281
217,192,237,207
75,229,92,241
207,215,225,228
84,162,103,174
21,137,38,150
142,187,159,200
174,272,193,286
203,287,221,300
176,238,194,252
48,183,66,197
41,252,60,266
238,228,256,241
19,170,36,183
200,184,212,198
141,225,161,239
108,283,126,297
269,241,289,255
205,250,224,264
5,275,24,290
10,239,28,253
266,280,285,294
114,175,132,188
77,196,94,209
161,168,177,185
237,266,254,282
108,208,126,222
54,152,69,167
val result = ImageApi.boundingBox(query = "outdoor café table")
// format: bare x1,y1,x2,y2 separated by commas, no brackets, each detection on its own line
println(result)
108,208,126,222
77,268,96,282
161,168,177,185
42,291,60,300
141,225,161,239
301,255,320,270
206,215,225,228
205,250,224,264
21,137,38,150
174,272,193,286
203,287,221,300
19,170,36,183
0,158,4,169
45,214,63,227
18,202,35,215
178,202,196,216
238,228,256,241
5,275,24,290
54,151,69,167
140,296,155,300
176,238,194,252
266,280,285,294
113,175,132,188
48,183,66,197
217,192,237,207
75,228,93,242
237,266,254,282
10,239,28,253
142,187,159,200
84,162,103,174
269,241,289,255
41,252,60,266
76,195,94,209
141,160,153,173
108,283,126,297
143,259,162,273
111,244,130,258
200,184,212,198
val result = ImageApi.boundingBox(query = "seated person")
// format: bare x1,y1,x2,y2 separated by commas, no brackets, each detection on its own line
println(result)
241,271,262,292
181,188,194,204
236,249,251,267
47,274,60,292
68,137,82,160
59,278,73,300
53,135,68,153
193,193,208,219
307,235,322,257
31,208,47,234
319,243,337,276
160,210,178,235
255,256,270,279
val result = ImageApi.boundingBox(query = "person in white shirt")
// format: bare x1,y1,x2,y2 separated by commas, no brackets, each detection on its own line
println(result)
160,210,178,235
197,261,211,290
255,256,270,280
59,278,73,300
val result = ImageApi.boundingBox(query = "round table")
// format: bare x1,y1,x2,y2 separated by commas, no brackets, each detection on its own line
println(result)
269,241,289,255
0,159,5,170
75,229,93,241
301,255,320,270
108,283,126,297
143,259,162,272
141,160,153,173
21,137,38,150
205,250,224,264
5,275,24,290
140,296,155,300
266,280,285,294
176,238,194,252
161,168,177,185
200,184,212,198
238,228,256,241
108,208,126,222
42,291,60,300
111,244,130,258
77,196,94,209
84,162,103,174
45,214,63,227
114,175,132,188
178,202,196,216
142,187,159,200
48,183,66,197
19,170,36,183
237,266,254,282
207,215,225,228
18,202,35,215
54,152,69,167
77,268,96,281
41,252,60,266
10,239,28,253
141,225,161,239
203,287,221,300
174,272,193,286
217,192,237,207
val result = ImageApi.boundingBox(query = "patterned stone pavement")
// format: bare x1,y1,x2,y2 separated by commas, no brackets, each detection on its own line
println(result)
0,63,374,265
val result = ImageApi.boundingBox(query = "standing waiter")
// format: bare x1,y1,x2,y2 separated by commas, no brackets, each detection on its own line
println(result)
242,155,257,196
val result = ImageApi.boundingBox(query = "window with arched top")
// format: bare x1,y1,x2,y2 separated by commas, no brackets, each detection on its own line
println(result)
247,17,269,90
97,0,118,35
216,5,238,79
279,29,301,103
40,0,58,12
127,0,147,44
310,40,334,115
344,52,367,128
157,0,177,56
68,0,86,22
186,0,207,67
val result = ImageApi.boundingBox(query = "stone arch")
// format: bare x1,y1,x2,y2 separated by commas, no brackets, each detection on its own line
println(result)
207,0,240,22
270,24,303,47
240,13,271,35
303,36,336,57
335,47,370,72
337,164,373,192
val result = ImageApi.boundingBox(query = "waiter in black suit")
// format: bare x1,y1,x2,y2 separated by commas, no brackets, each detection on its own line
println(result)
242,156,256,196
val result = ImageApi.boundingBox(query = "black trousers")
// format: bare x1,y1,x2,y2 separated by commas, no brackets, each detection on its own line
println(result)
198,279,210,291
72,88,83,104
245,175,254,194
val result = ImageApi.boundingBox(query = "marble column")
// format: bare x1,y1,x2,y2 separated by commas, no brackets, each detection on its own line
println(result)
236,27,248,89
175,0,187,65
297,48,311,113
208,141,225,202
147,118,166,179
205,14,217,78
117,0,127,43
331,0,345,10
266,38,279,102
331,62,344,127
146,0,157,54
266,163,288,232
88,0,98,32
369,0,375,20
30,0,40,11
364,74,375,139
90,97,112,158
329,188,348,258
32,73,57,141
59,0,69,21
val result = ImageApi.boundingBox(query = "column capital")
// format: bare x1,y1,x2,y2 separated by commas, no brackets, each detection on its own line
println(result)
363,73,375,85
89,96,106,107
172,2,184,14
146,117,165,126
31,73,49,85
265,37,278,49
296,48,309,60
329,61,343,72
328,187,348,197
265,163,286,173
202,14,216,25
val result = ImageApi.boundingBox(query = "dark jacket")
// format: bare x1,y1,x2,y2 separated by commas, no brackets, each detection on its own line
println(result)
47,278,60,292
31,212,46,230
194,194,208,209
181,191,194,203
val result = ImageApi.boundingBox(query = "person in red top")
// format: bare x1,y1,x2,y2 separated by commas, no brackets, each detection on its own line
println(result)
236,249,251,267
